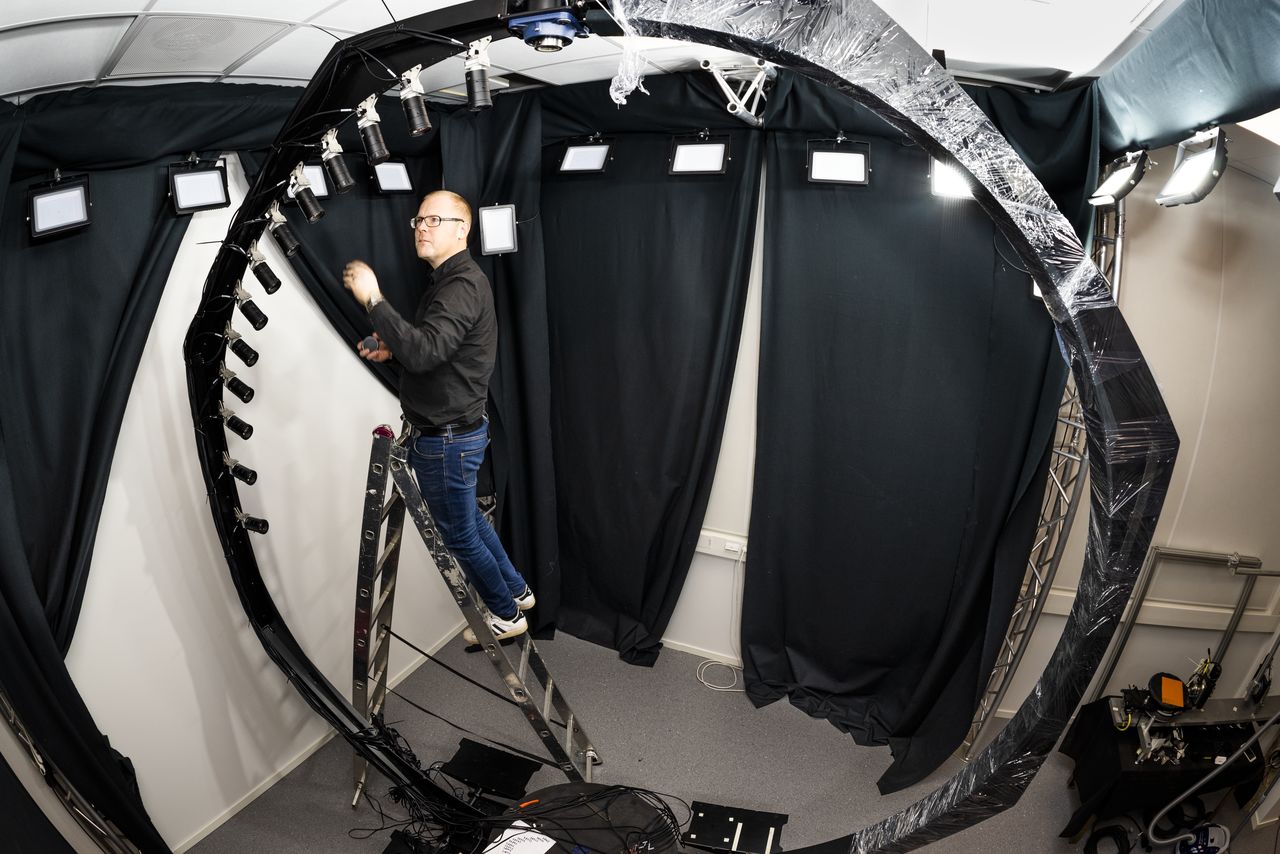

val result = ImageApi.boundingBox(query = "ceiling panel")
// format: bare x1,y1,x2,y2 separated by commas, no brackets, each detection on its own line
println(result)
147,1,319,20
929,0,1158,73
418,54,518,96
110,15,288,77
231,25,341,80
311,0,471,35
489,32,619,71
0,17,133,97
515,55,626,87
0,2,138,31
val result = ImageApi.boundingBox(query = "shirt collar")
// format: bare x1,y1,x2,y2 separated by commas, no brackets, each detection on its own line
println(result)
431,249,472,282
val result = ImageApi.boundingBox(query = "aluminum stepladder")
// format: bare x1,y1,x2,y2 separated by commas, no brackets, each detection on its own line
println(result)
351,424,600,805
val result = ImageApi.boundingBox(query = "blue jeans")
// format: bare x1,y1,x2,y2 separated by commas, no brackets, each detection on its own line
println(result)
408,421,526,619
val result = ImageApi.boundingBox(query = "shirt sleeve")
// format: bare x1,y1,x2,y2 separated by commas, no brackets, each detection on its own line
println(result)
369,277,479,373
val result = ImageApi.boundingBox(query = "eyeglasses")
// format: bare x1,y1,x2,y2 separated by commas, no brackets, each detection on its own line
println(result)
410,215,464,230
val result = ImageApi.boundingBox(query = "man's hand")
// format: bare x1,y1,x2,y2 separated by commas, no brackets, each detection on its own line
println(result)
342,260,382,307
357,332,393,363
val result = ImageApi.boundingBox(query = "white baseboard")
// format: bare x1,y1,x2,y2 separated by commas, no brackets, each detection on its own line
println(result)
172,617,465,853
662,638,743,668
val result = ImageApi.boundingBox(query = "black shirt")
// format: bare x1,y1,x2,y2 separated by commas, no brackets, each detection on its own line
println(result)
368,250,496,428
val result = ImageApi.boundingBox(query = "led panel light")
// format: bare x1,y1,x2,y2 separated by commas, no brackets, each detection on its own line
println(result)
1156,129,1228,207
807,140,870,185
27,174,91,238
170,162,230,215
1089,152,1148,207
670,140,728,175
478,204,517,255
373,161,414,193
560,143,611,173
930,158,973,199
286,164,329,199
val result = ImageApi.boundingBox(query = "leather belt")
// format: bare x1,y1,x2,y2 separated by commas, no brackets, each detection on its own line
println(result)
409,417,485,438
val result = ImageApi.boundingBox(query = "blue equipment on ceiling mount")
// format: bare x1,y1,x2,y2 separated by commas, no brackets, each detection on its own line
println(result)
507,7,589,52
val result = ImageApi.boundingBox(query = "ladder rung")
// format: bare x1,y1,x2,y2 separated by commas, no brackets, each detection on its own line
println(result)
517,637,531,683
381,494,401,521
369,682,387,717
543,678,554,721
564,714,575,753
371,578,398,626
374,528,403,579
368,623,389,666
368,660,388,699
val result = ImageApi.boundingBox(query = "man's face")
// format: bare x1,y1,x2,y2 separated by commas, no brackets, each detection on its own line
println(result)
414,196,467,266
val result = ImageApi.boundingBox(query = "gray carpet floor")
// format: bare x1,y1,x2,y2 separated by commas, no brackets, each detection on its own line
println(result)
192,632,1280,854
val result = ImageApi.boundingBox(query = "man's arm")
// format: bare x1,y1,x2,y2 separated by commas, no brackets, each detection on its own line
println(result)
343,259,477,373
368,281,477,373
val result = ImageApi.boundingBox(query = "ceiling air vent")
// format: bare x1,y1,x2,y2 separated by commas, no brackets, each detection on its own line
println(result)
108,16,288,77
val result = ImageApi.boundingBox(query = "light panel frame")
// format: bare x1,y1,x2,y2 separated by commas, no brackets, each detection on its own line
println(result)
807,138,871,185
478,203,517,256
169,161,231,215
27,174,92,238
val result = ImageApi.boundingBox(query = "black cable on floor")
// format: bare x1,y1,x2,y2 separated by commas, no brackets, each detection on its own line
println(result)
384,625,566,729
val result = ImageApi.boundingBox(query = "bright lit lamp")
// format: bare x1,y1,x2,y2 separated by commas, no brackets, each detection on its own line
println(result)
1089,151,1148,206
373,161,414,193
1156,128,1228,207
560,139,611,173
930,158,972,199
807,136,869,185
478,204,517,255
169,157,230,215
27,171,91,238
670,133,729,174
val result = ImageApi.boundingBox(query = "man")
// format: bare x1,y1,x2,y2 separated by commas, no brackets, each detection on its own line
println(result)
342,190,532,642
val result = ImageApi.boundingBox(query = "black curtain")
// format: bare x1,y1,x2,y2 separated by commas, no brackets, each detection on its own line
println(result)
0,757,73,854
538,80,762,665
440,95,563,629
0,83,295,852
239,99,445,396
745,74,1083,792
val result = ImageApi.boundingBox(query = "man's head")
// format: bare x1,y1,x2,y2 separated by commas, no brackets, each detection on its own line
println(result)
413,190,472,267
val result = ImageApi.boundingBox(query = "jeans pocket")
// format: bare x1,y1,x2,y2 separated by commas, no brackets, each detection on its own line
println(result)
459,447,484,488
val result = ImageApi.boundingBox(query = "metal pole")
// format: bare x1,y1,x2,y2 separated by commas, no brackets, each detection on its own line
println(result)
1087,547,1265,703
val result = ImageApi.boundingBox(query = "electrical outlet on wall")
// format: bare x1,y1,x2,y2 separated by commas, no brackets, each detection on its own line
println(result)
695,529,748,559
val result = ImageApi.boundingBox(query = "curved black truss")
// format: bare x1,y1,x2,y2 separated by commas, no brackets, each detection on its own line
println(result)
181,0,518,834
185,1,1178,852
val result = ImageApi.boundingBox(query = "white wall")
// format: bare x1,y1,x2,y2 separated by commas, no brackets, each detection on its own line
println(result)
64,156,464,851
997,142,1280,719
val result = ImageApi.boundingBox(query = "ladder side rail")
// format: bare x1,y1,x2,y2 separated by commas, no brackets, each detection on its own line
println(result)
387,444,588,781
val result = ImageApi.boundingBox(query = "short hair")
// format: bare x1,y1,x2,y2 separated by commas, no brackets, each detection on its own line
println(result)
422,190,472,229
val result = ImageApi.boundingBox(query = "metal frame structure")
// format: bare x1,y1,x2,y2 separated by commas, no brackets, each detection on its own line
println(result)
182,0,1179,851
959,375,1088,759
0,688,140,854
957,196,1126,759
613,1,1178,850
350,426,599,804
701,57,775,127
1086,546,1269,704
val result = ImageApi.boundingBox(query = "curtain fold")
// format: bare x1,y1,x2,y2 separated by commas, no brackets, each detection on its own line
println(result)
0,83,295,853
0,756,74,853
538,86,762,663
438,94,564,630
746,73,1081,791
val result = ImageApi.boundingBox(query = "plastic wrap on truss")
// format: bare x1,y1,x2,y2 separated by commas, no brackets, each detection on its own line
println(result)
611,0,1179,852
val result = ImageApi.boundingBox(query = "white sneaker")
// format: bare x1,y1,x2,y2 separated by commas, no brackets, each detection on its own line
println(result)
513,585,536,612
462,610,527,645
